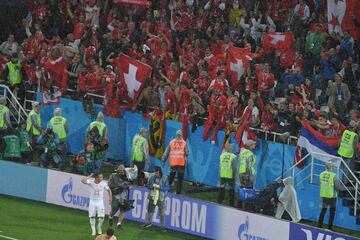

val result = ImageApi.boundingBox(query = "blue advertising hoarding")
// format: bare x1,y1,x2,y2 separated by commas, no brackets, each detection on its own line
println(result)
290,222,358,240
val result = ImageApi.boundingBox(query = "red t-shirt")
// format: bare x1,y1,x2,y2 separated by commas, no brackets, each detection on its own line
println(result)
164,91,177,114
257,71,275,92
73,21,87,40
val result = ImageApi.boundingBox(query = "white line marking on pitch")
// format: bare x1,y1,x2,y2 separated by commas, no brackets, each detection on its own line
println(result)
0,234,20,240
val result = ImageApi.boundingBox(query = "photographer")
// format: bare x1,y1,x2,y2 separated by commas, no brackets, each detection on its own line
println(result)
38,128,64,169
143,166,169,231
108,165,132,229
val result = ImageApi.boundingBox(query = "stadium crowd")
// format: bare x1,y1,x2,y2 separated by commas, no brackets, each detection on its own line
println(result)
0,0,359,145
0,1,360,235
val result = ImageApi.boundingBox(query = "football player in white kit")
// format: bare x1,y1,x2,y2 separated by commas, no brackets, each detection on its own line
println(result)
81,173,112,236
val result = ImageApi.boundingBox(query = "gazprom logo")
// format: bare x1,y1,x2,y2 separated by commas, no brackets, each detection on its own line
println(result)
238,216,269,240
61,178,90,207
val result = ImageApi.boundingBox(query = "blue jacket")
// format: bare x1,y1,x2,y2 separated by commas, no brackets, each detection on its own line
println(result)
282,73,305,87
340,38,354,57
320,57,336,80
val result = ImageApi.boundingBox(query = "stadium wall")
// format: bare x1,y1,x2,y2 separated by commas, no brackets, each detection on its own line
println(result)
39,97,295,189
0,160,358,240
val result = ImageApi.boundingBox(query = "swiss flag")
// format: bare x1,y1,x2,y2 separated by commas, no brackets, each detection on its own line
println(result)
327,0,360,39
41,90,61,105
226,47,255,89
112,54,152,104
263,32,294,52
113,0,149,6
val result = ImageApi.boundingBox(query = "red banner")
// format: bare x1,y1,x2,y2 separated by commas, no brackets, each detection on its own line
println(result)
113,0,149,6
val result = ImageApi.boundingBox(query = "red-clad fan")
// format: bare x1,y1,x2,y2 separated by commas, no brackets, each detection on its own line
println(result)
256,63,275,94
176,82,192,114
84,45,97,66
166,62,180,83
280,47,295,70
257,93,276,131
193,71,210,100
164,84,177,114
78,61,104,94
203,47,217,78
226,94,243,122
104,65,124,118
66,2,87,40
29,0,50,24
292,52,304,72
203,83,228,143
42,46,68,93
128,43,143,60
209,70,229,92
22,61,37,86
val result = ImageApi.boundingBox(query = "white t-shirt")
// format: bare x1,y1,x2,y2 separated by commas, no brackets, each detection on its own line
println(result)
86,179,109,202
85,5,100,27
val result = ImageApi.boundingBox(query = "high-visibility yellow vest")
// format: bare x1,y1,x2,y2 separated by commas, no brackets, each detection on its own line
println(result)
0,105,10,129
6,61,21,86
319,170,336,198
50,116,67,140
26,110,41,136
89,121,106,137
132,134,146,161
239,149,256,175
220,151,236,179
338,130,357,158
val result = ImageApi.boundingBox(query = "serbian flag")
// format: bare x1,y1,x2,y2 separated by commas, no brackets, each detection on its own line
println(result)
296,120,341,166
112,54,152,104
148,109,166,158
41,90,61,105
327,0,360,39
263,32,294,52
226,47,255,89
113,0,149,6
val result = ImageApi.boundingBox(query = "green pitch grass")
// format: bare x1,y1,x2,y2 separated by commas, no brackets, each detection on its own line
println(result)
0,195,204,240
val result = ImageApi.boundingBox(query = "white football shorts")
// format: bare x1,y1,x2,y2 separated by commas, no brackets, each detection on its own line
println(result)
88,200,105,218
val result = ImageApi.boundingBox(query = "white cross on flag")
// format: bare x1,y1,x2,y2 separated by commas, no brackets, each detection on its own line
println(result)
226,47,255,88
263,32,294,52
327,0,358,38
112,53,152,103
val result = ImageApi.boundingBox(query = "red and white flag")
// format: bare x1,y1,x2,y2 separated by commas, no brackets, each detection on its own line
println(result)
327,0,360,39
234,106,257,148
113,0,149,6
226,47,255,89
263,32,294,52
112,54,152,104
41,90,61,105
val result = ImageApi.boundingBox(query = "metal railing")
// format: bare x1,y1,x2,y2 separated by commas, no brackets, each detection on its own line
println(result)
279,151,360,216
0,84,28,124
250,127,298,145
